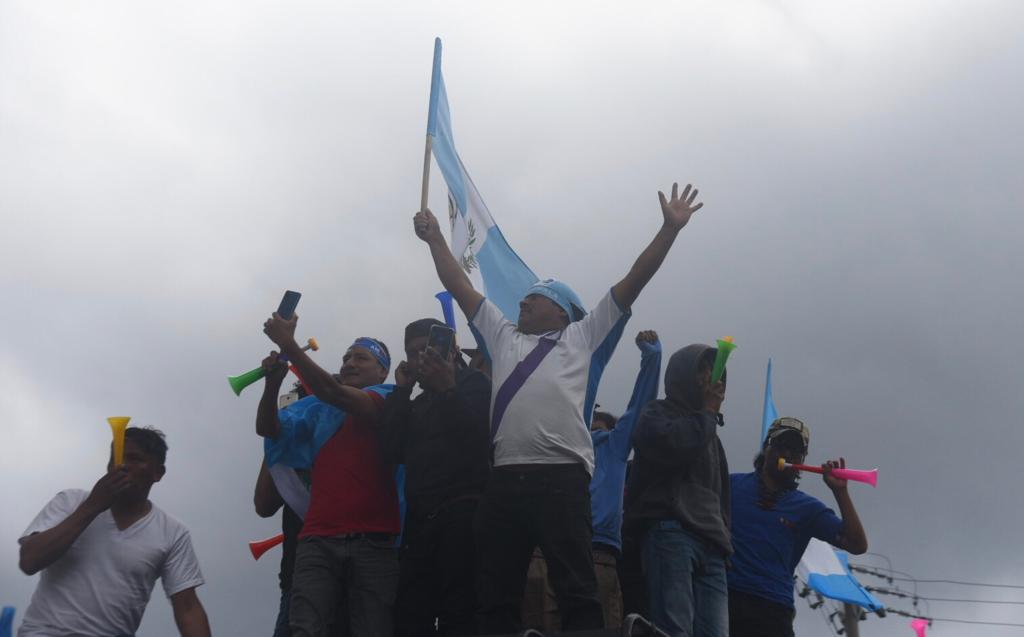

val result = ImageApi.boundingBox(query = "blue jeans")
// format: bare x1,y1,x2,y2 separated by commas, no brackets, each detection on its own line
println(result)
643,521,728,637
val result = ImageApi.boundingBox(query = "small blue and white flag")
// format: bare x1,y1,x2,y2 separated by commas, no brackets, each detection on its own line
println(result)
425,38,538,320
797,539,884,612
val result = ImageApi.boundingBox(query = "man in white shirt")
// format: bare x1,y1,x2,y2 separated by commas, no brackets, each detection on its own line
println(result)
17,427,210,637
414,181,706,633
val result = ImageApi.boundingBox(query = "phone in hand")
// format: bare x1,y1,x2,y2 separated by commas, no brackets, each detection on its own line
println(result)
427,324,455,359
277,290,302,320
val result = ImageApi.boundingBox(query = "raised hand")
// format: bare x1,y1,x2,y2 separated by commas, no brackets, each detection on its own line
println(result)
263,312,298,349
395,360,415,389
658,183,704,231
823,457,849,491
635,330,661,355
417,346,456,393
83,469,133,514
260,351,289,385
414,208,444,244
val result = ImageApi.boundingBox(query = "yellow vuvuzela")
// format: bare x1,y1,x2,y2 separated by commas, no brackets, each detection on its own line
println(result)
107,417,131,466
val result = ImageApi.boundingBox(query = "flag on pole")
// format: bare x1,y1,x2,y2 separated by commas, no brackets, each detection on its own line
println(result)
425,38,538,320
761,358,780,443
797,539,884,612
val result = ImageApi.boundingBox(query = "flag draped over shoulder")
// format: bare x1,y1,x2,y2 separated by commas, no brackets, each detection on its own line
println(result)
797,540,884,612
425,38,538,320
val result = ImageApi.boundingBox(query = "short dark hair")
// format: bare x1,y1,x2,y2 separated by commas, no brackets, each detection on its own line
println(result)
592,410,618,429
405,318,447,345
125,427,168,464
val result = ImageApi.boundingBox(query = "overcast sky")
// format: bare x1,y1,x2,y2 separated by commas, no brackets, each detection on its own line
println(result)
2,1,1023,635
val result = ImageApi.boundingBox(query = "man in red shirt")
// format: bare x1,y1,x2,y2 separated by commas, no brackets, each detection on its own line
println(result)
258,314,399,637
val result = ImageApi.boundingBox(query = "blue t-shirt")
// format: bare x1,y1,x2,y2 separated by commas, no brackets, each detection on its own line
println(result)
727,472,844,608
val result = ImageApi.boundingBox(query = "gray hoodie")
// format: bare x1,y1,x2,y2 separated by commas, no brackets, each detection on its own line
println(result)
623,343,732,557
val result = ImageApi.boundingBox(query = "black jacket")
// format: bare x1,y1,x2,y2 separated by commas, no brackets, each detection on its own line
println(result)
624,344,732,557
379,366,491,518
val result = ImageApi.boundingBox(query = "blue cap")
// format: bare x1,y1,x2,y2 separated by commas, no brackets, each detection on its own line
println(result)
524,279,587,322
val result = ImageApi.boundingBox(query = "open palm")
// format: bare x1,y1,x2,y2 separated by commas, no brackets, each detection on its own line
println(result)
658,182,704,230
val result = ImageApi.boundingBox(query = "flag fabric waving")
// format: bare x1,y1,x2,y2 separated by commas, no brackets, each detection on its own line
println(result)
797,539,884,612
425,38,538,320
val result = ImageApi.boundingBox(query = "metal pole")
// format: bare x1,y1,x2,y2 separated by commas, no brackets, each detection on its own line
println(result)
843,603,860,637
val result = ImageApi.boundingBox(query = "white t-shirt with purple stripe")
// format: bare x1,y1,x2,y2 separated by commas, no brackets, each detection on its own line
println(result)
471,289,630,476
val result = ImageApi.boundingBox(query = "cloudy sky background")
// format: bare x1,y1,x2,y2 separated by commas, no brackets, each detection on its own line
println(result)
2,1,1022,634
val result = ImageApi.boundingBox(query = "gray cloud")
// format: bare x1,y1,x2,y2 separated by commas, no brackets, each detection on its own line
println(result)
2,1,1023,635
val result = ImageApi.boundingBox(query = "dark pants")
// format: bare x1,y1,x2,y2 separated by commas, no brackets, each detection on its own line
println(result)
476,464,603,634
395,499,480,636
728,589,794,637
289,535,399,637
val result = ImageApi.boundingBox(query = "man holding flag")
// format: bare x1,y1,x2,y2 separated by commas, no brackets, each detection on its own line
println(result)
413,180,705,632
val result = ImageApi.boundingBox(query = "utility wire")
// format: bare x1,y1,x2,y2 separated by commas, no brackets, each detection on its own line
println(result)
885,606,1024,628
868,586,1024,605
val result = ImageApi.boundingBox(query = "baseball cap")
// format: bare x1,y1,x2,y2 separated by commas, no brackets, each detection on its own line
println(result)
766,417,810,450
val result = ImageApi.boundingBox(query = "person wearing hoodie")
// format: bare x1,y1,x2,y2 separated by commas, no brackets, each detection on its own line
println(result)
624,343,730,637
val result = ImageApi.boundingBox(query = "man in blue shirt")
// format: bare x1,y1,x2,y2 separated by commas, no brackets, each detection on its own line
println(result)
728,417,868,637
589,330,661,629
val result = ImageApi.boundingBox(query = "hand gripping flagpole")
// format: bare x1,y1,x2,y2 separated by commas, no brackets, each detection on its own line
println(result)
421,38,443,212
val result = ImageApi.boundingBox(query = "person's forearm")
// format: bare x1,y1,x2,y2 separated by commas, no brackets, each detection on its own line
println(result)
612,224,682,309
176,605,212,637
427,236,480,316
256,381,283,439
834,489,868,554
19,503,101,574
279,342,343,401
253,461,283,518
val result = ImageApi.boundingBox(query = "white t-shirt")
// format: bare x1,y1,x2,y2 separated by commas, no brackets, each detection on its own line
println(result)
471,289,629,475
18,489,205,637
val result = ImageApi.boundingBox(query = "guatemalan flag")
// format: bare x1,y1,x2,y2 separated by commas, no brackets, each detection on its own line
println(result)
797,540,884,612
763,360,882,612
425,38,538,320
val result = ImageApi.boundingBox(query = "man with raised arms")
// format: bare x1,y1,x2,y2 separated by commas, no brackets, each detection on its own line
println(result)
413,182,705,633
259,317,399,637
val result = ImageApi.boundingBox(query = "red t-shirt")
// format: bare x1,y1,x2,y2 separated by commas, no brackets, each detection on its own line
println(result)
300,391,400,538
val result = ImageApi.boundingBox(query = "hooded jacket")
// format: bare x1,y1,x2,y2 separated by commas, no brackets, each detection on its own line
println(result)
623,344,732,557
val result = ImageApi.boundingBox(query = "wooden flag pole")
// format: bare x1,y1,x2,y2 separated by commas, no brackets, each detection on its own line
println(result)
420,134,432,212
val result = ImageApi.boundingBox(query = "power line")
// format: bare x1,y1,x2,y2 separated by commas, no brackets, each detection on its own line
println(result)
885,606,1024,628
868,586,1024,605
851,565,1024,590
891,577,1024,590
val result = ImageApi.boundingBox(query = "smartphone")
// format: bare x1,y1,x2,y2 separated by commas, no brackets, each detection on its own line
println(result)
427,324,455,359
277,290,302,319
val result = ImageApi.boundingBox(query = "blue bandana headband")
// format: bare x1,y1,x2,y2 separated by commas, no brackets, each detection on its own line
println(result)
525,279,587,322
351,337,391,371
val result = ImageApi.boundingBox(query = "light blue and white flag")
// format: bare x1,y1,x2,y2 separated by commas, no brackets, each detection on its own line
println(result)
797,539,884,612
761,358,780,443
425,38,538,320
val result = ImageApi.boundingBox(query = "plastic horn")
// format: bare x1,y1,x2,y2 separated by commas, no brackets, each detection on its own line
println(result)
710,336,736,384
777,458,879,487
910,618,929,637
249,533,285,560
228,338,319,396
1,606,15,637
435,291,456,331
107,417,131,466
